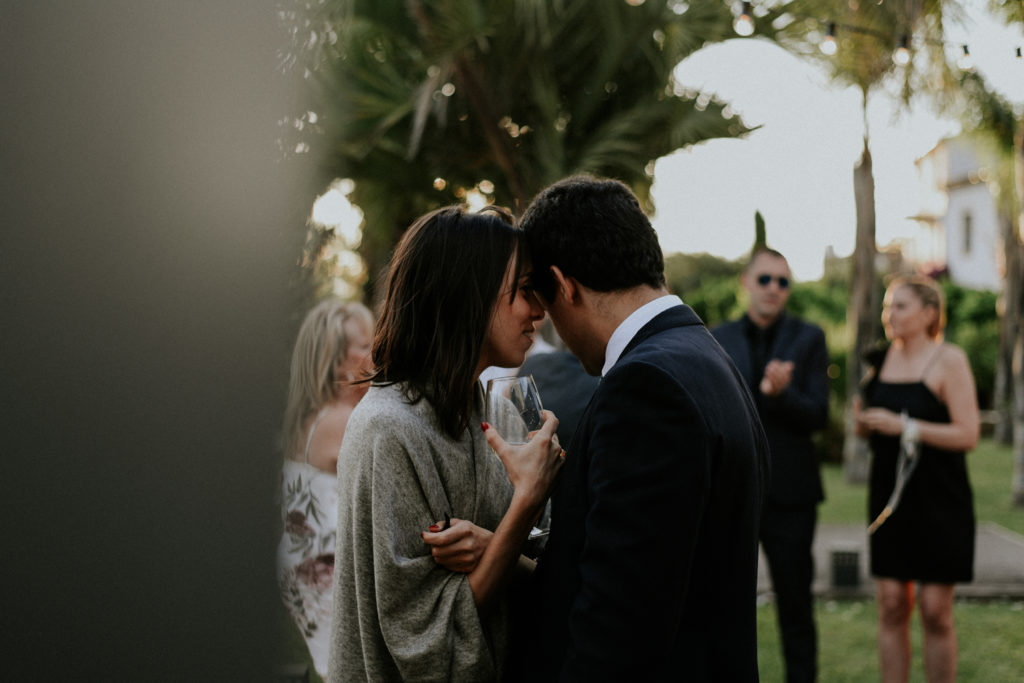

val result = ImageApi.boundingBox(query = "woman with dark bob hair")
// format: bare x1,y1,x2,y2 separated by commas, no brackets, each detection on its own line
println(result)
327,205,563,682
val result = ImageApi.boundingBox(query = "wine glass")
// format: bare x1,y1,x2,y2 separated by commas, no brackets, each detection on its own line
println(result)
485,374,550,550
484,375,545,445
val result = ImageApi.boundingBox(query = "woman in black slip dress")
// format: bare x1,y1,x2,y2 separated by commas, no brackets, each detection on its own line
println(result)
854,275,980,683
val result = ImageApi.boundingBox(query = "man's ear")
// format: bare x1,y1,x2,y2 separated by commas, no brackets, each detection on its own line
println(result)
550,265,578,304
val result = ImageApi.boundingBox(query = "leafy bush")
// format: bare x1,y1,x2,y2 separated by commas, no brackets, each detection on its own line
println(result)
664,252,744,327
941,282,999,410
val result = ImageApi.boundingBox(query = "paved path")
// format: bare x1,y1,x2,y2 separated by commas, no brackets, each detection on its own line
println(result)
757,522,1024,599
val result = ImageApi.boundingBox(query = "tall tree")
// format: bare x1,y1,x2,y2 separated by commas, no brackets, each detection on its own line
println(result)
980,0,1024,504
1013,124,1024,506
292,0,753,299
957,72,1021,442
988,0,1024,23
755,0,964,481
753,210,767,250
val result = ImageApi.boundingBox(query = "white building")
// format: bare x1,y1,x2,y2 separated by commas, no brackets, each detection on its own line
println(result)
908,135,1003,291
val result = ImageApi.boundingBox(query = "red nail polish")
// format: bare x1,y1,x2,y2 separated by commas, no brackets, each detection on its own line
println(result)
428,524,440,532
481,422,490,431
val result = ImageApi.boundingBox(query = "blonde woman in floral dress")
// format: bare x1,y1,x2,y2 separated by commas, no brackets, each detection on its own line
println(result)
277,299,373,679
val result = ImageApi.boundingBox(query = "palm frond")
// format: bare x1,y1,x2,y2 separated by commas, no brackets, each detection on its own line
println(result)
308,0,757,299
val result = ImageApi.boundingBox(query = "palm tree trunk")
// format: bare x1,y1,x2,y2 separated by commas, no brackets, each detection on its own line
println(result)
844,134,879,484
1013,317,1024,506
1011,127,1024,507
994,210,1020,445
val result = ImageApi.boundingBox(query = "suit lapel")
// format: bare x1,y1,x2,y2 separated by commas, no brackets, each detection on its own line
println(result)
619,304,702,360
567,305,698,459
767,313,795,363
734,331,755,388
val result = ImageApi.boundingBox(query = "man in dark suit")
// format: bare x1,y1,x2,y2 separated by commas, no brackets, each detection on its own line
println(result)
712,248,829,683
516,175,770,681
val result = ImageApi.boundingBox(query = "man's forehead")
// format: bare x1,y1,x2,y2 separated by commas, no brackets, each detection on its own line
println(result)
750,253,789,272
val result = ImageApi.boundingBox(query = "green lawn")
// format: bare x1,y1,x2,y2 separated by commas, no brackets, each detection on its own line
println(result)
756,438,1024,681
758,599,1024,682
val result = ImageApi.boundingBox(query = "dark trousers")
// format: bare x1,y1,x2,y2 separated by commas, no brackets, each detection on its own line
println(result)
760,502,818,683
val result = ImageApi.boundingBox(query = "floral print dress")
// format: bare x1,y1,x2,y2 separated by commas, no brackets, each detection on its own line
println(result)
277,410,337,678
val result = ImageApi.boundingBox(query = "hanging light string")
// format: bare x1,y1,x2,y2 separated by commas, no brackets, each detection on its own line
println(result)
734,2,755,37
731,4,1023,69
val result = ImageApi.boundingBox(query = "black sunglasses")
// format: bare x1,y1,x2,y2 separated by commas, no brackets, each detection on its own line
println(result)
756,274,790,289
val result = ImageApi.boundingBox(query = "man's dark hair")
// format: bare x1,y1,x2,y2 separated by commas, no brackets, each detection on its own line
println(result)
518,175,665,302
370,204,522,438
745,246,787,271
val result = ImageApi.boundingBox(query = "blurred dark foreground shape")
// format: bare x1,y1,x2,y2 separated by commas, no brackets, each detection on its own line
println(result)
2,2,309,680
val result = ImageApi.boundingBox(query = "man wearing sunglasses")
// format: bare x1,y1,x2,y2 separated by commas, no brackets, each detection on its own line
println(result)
712,247,830,683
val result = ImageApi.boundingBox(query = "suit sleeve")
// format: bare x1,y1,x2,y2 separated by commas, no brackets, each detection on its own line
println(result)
761,325,829,432
560,362,709,681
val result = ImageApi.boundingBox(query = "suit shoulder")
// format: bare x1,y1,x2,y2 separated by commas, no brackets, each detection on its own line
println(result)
785,314,825,336
710,318,742,336
597,360,703,422
610,334,741,396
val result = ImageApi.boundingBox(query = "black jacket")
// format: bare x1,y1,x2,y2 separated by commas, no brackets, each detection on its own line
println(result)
525,305,770,682
712,313,829,505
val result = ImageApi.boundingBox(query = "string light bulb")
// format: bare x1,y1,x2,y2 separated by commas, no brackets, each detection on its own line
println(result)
734,2,754,37
957,44,973,70
893,35,910,65
820,23,837,56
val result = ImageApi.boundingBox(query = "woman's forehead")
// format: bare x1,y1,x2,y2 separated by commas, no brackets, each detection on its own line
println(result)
507,251,533,278
887,284,930,306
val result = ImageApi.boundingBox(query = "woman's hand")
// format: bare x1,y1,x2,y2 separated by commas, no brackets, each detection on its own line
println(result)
463,413,561,611
421,519,493,573
858,407,903,436
484,409,564,508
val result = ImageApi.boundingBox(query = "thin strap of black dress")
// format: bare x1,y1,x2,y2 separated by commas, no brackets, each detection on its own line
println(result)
918,343,945,382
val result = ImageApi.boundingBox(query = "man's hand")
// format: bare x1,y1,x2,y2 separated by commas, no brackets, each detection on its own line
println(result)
759,359,794,396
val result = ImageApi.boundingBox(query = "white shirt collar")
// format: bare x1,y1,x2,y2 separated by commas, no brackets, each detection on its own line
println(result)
601,294,683,376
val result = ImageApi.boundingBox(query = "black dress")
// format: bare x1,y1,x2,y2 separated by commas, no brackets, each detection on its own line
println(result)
864,368,976,583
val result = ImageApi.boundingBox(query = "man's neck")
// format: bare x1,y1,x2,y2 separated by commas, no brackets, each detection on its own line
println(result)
560,284,670,375
747,310,781,330
592,285,670,341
